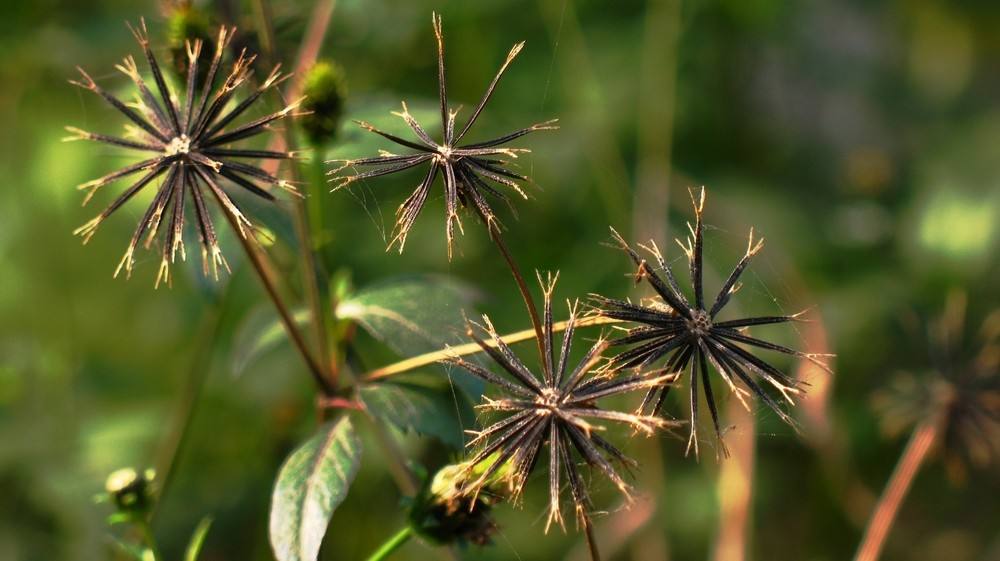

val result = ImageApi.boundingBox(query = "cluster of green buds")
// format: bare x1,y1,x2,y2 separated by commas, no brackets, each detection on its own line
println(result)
299,61,347,148
103,467,157,522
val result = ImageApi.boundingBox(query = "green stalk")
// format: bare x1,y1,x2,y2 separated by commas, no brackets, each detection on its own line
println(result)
365,526,414,561
138,520,162,561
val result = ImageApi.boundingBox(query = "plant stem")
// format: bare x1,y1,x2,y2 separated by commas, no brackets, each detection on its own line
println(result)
473,205,545,364
138,520,162,561
151,285,231,523
226,214,333,395
289,141,334,386
364,315,618,381
365,526,414,561
854,418,939,561
582,512,602,561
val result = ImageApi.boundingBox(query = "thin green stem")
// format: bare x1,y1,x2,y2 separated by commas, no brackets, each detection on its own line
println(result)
138,520,162,561
151,285,232,523
365,526,414,561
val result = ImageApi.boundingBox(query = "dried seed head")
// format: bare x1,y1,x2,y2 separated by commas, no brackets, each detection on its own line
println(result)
592,188,833,459
447,274,678,532
68,19,298,285
329,12,557,258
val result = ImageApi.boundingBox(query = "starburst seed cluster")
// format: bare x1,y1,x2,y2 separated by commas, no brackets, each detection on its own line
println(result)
68,13,829,546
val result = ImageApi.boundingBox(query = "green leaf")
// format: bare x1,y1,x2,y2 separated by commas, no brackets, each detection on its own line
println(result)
231,305,310,376
184,517,213,561
361,374,476,449
269,417,362,561
336,275,484,397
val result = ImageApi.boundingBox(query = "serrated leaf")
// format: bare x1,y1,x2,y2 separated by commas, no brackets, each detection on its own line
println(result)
361,374,476,449
184,517,213,561
336,275,484,397
269,417,362,561
231,305,310,377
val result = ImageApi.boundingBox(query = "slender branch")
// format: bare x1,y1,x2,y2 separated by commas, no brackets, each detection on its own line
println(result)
138,520,162,561
365,526,414,561
364,315,619,382
582,512,602,561
854,419,939,561
226,214,333,395
474,204,546,366
151,285,231,523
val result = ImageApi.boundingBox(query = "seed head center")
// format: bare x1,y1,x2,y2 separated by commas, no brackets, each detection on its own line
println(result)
165,135,191,156
537,387,561,410
687,309,712,337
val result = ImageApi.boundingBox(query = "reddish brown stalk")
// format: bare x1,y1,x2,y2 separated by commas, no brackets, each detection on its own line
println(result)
714,398,756,561
474,204,546,366
226,213,333,395
854,418,939,561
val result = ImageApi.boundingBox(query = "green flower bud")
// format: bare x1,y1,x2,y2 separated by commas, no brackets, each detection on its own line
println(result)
300,61,347,147
408,461,500,547
104,467,156,518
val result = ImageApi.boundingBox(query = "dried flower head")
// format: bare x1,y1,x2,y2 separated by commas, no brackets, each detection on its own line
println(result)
591,188,832,458
330,13,557,258
873,292,1000,481
66,19,301,286
447,273,678,532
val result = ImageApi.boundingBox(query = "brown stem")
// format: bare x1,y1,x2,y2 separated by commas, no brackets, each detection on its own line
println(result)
364,315,618,382
475,208,546,367
227,217,333,395
854,419,939,561
582,512,603,561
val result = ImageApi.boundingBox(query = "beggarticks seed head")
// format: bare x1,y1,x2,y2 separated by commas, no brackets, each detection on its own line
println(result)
591,188,834,459
67,19,300,287
329,12,557,259
873,292,1000,482
445,273,680,533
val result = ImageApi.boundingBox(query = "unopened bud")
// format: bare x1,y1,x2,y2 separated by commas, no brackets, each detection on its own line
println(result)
300,61,347,147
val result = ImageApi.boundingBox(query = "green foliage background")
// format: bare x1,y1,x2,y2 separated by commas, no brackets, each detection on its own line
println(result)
0,0,998,560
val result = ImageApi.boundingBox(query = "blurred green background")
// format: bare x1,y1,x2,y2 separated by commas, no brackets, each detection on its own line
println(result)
1,0,998,560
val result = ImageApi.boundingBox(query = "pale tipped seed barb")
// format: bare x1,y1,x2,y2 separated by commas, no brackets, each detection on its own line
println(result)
328,12,557,259
68,18,298,285
591,188,834,459
446,274,679,534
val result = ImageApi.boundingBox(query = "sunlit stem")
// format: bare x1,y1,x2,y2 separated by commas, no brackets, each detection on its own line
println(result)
853,418,939,561
365,526,414,561
364,315,619,381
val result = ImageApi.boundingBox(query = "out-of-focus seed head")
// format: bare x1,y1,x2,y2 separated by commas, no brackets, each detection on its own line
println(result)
300,61,347,148
873,292,1000,483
